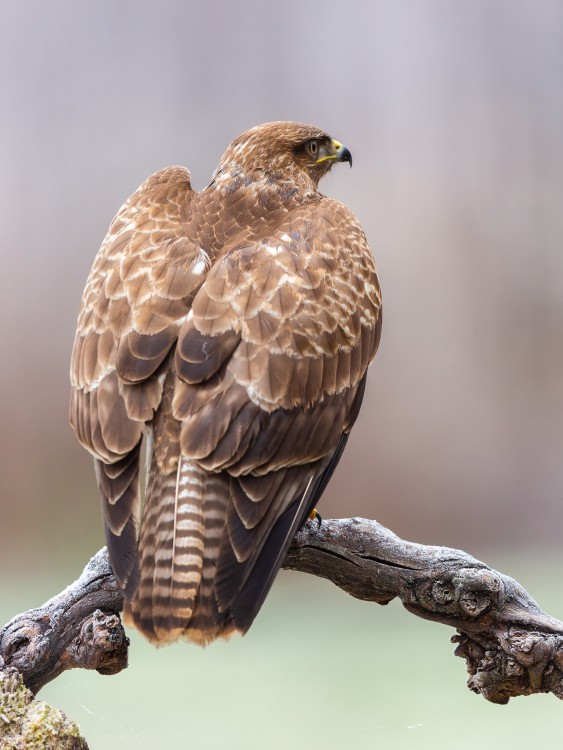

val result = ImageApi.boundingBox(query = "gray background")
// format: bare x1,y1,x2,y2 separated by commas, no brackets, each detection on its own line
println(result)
1,2,562,748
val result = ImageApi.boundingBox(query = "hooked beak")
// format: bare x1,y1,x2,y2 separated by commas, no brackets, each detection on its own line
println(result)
332,139,352,167
315,138,353,168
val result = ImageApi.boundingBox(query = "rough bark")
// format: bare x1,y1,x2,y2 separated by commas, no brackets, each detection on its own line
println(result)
285,518,563,703
1,518,562,708
0,549,128,696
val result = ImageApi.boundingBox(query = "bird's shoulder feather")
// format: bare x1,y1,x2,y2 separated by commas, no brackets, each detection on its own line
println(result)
70,166,207,461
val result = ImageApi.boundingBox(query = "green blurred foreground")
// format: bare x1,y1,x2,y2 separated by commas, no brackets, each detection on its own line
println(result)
2,556,562,750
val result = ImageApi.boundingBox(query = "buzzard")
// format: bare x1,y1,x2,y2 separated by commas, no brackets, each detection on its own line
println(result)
70,122,382,645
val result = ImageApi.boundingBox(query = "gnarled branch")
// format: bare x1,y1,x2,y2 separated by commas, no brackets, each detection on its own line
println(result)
285,518,563,703
0,549,128,695
1,518,562,705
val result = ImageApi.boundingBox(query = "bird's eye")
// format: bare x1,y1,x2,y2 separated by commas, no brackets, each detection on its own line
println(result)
305,140,319,158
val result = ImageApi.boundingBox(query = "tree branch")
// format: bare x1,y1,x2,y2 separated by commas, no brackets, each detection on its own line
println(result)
1,518,562,704
0,549,128,695
285,518,563,703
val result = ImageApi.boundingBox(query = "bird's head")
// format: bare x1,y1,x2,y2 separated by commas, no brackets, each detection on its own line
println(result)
215,121,352,189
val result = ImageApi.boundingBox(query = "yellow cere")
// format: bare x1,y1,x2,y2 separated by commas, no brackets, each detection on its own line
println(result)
316,139,344,164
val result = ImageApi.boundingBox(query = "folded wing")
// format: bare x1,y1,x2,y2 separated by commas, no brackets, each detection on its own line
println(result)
163,200,382,639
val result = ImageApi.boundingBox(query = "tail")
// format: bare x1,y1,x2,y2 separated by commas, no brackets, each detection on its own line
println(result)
124,456,222,643
123,455,318,646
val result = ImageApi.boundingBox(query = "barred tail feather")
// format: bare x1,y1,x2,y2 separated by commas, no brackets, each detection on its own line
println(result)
123,451,342,646
184,473,235,645
124,457,206,644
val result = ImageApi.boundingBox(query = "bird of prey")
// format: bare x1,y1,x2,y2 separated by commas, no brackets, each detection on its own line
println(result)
70,122,382,645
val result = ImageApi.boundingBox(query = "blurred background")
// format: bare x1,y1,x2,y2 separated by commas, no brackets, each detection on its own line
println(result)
1,1,562,747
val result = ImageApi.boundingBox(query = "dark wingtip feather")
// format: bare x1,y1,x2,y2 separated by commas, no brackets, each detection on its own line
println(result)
94,446,141,598
104,516,140,596
224,433,352,634
229,494,311,633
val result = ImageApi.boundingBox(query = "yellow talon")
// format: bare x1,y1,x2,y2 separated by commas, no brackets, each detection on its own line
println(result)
308,508,322,528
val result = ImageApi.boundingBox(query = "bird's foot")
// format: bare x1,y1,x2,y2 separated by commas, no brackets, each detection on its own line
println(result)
308,508,322,528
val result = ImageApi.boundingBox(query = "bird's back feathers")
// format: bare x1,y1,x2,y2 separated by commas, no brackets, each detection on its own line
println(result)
70,122,382,645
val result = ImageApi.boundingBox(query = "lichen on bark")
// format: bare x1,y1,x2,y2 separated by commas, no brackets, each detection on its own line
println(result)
0,668,88,749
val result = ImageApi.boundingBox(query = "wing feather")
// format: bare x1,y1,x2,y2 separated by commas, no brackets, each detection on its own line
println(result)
72,155,382,643
168,202,381,635
70,167,208,596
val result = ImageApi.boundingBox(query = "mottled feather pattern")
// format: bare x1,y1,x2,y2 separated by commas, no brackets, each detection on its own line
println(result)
70,122,382,645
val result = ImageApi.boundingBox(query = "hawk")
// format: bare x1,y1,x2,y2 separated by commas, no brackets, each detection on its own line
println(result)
70,122,382,645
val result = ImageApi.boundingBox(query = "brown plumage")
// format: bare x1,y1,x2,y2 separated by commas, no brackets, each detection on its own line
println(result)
70,122,382,645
